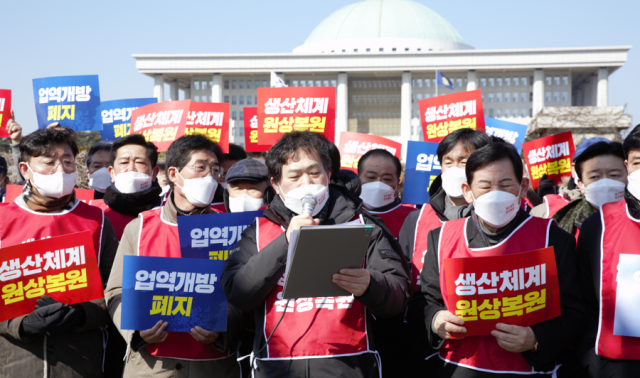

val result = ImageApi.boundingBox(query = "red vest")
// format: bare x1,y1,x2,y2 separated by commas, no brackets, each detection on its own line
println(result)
597,200,640,360
368,203,416,239
411,205,444,294
438,216,553,373
255,216,371,359
211,203,226,213
89,199,136,241
137,206,229,360
543,194,570,219
0,201,103,261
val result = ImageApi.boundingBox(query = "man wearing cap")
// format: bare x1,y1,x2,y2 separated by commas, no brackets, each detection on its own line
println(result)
224,158,270,213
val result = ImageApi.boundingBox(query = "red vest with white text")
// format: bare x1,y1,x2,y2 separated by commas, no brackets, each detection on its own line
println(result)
543,194,570,219
597,200,640,360
411,205,444,294
438,216,553,373
89,199,136,241
0,201,103,261
137,206,229,360
255,216,371,359
368,203,416,239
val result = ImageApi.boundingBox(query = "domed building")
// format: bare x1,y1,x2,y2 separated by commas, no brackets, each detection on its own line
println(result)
133,0,630,153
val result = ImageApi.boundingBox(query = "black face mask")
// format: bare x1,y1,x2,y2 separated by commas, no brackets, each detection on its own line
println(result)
103,181,163,216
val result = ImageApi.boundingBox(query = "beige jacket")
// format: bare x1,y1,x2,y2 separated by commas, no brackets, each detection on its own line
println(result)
105,195,241,378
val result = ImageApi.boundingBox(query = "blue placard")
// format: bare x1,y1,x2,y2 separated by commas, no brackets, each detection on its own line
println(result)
484,117,528,154
32,75,102,131
613,254,640,337
177,210,263,260
121,255,227,332
100,98,158,142
402,141,441,205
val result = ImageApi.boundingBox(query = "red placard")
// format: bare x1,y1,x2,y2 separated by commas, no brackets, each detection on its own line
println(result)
4,185,95,204
257,87,335,145
337,132,402,172
522,131,575,189
185,101,230,153
243,107,268,152
443,247,560,337
0,89,11,138
0,231,104,323
131,100,190,152
418,89,485,143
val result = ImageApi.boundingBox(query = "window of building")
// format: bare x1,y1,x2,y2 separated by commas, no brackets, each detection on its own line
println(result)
323,80,329,87
562,91,568,102
285,80,290,86
366,48,371,52
505,77,511,86
496,93,502,103
489,109,494,118
379,48,384,52
529,108,533,117
201,81,207,90
481,78,487,87
530,92,533,102
505,109,511,118
246,96,252,105
562,76,569,86
411,94,414,103
194,95,200,102
521,92,527,102
488,93,494,103
223,96,229,103
331,79,337,87
433,78,437,87
465,78,468,86
255,80,260,88
457,78,463,88
504,92,510,103
496,109,502,118
224,80,229,89
424,94,430,99
497,77,503,87
417,79,423,88
523,76,528,86
240,111,244,121
316,80,321,87
554,91,560,102
209,96,212,102
239,96,244,105
231,111,237,121
513,93,518,103
231,80,236,89
262,80,267,87
232,96,237,105
482,94,485,103
489,78,495,87
247,80,252,89
513,77,520,86
417,94,423,101
546,76,552,86
300,80,307,87
292,80,299,87
554,76,560,86
425,79,430,88
239,80,244,89
545,92,551,102
194,81,200,90
521,109,527,118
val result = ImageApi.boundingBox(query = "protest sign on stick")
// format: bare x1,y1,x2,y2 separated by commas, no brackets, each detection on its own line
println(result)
402,141,441,205
243,107,268,152
0,89,11,138
100,98,158,142
418,89,485,143
484,117,528,154
522,131,575,189
337,132,401,173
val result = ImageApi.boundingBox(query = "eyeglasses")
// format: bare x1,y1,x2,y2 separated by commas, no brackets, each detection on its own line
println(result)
184,164,222,178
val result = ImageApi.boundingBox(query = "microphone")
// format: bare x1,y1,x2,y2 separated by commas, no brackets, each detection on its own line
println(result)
301,194,317,215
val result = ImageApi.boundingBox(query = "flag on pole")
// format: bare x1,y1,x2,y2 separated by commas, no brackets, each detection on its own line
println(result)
270,72,287,88
436,71,454,90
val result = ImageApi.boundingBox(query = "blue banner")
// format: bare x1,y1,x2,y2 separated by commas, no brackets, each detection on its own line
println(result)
100,98,158,142
484,117,528,154
177,210,263,260
32,75,102,131
614,254,640,337
402,141,441,205
121,255,227,332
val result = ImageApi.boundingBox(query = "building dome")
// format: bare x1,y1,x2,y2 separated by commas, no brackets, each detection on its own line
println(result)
293,0,473,54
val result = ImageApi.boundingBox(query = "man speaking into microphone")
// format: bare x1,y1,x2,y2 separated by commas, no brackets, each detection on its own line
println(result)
222,131,410,378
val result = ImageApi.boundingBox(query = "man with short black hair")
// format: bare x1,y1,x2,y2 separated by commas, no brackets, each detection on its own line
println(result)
106,135,241,378
0,127,118,378
410,142,583,377
222,131,409,378
85,142,112,199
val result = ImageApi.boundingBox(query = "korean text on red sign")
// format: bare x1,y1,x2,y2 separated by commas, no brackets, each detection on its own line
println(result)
522,131,575,189
244,107,267,152
337,132,402,172
0,231,104,323
184,101,230,153
257,87,336,145
443,247,560,337
418,89,485,143
0,89,11,138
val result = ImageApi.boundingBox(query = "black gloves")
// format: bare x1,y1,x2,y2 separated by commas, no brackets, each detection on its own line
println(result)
19,295,86,339
536,174,556,198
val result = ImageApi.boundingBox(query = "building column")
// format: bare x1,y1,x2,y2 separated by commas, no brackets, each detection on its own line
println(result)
169,81,178,101
336,72,348,142
211,74,222,103
597,67,609,107
153,74,164,102
532,69,544,116
183,86,191,100
574,87,583,106
401,71,412,161
466,70,477,91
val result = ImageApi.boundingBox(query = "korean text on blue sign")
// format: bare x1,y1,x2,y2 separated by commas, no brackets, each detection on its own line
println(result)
614,254,640,337
32,75,102,131
121,255,227,332
484,117,528,154
403,141,441,205
177,211,262,260
100,98,158,142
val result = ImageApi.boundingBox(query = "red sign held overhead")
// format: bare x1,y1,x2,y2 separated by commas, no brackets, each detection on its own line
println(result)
0,231,104,323
243,107,268,152
418,89,485,143
184,101,230,153
257,87,336,145
522,131,575,189
0,89,11,138
337,132,402,173
443,247,561,337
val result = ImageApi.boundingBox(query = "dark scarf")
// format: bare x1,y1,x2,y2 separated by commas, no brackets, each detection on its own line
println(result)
103,182,162,217
23,183,76,212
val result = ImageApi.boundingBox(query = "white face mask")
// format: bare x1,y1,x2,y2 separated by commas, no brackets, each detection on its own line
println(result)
441,167,467,198
584,178,625,209
89,167,111,192
360,181,396,209
627,170,640,200
472,189,520,228
229,193,264,213
176,172,218,207
279,183,329,216
114,171,152,194
28,164,77,199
